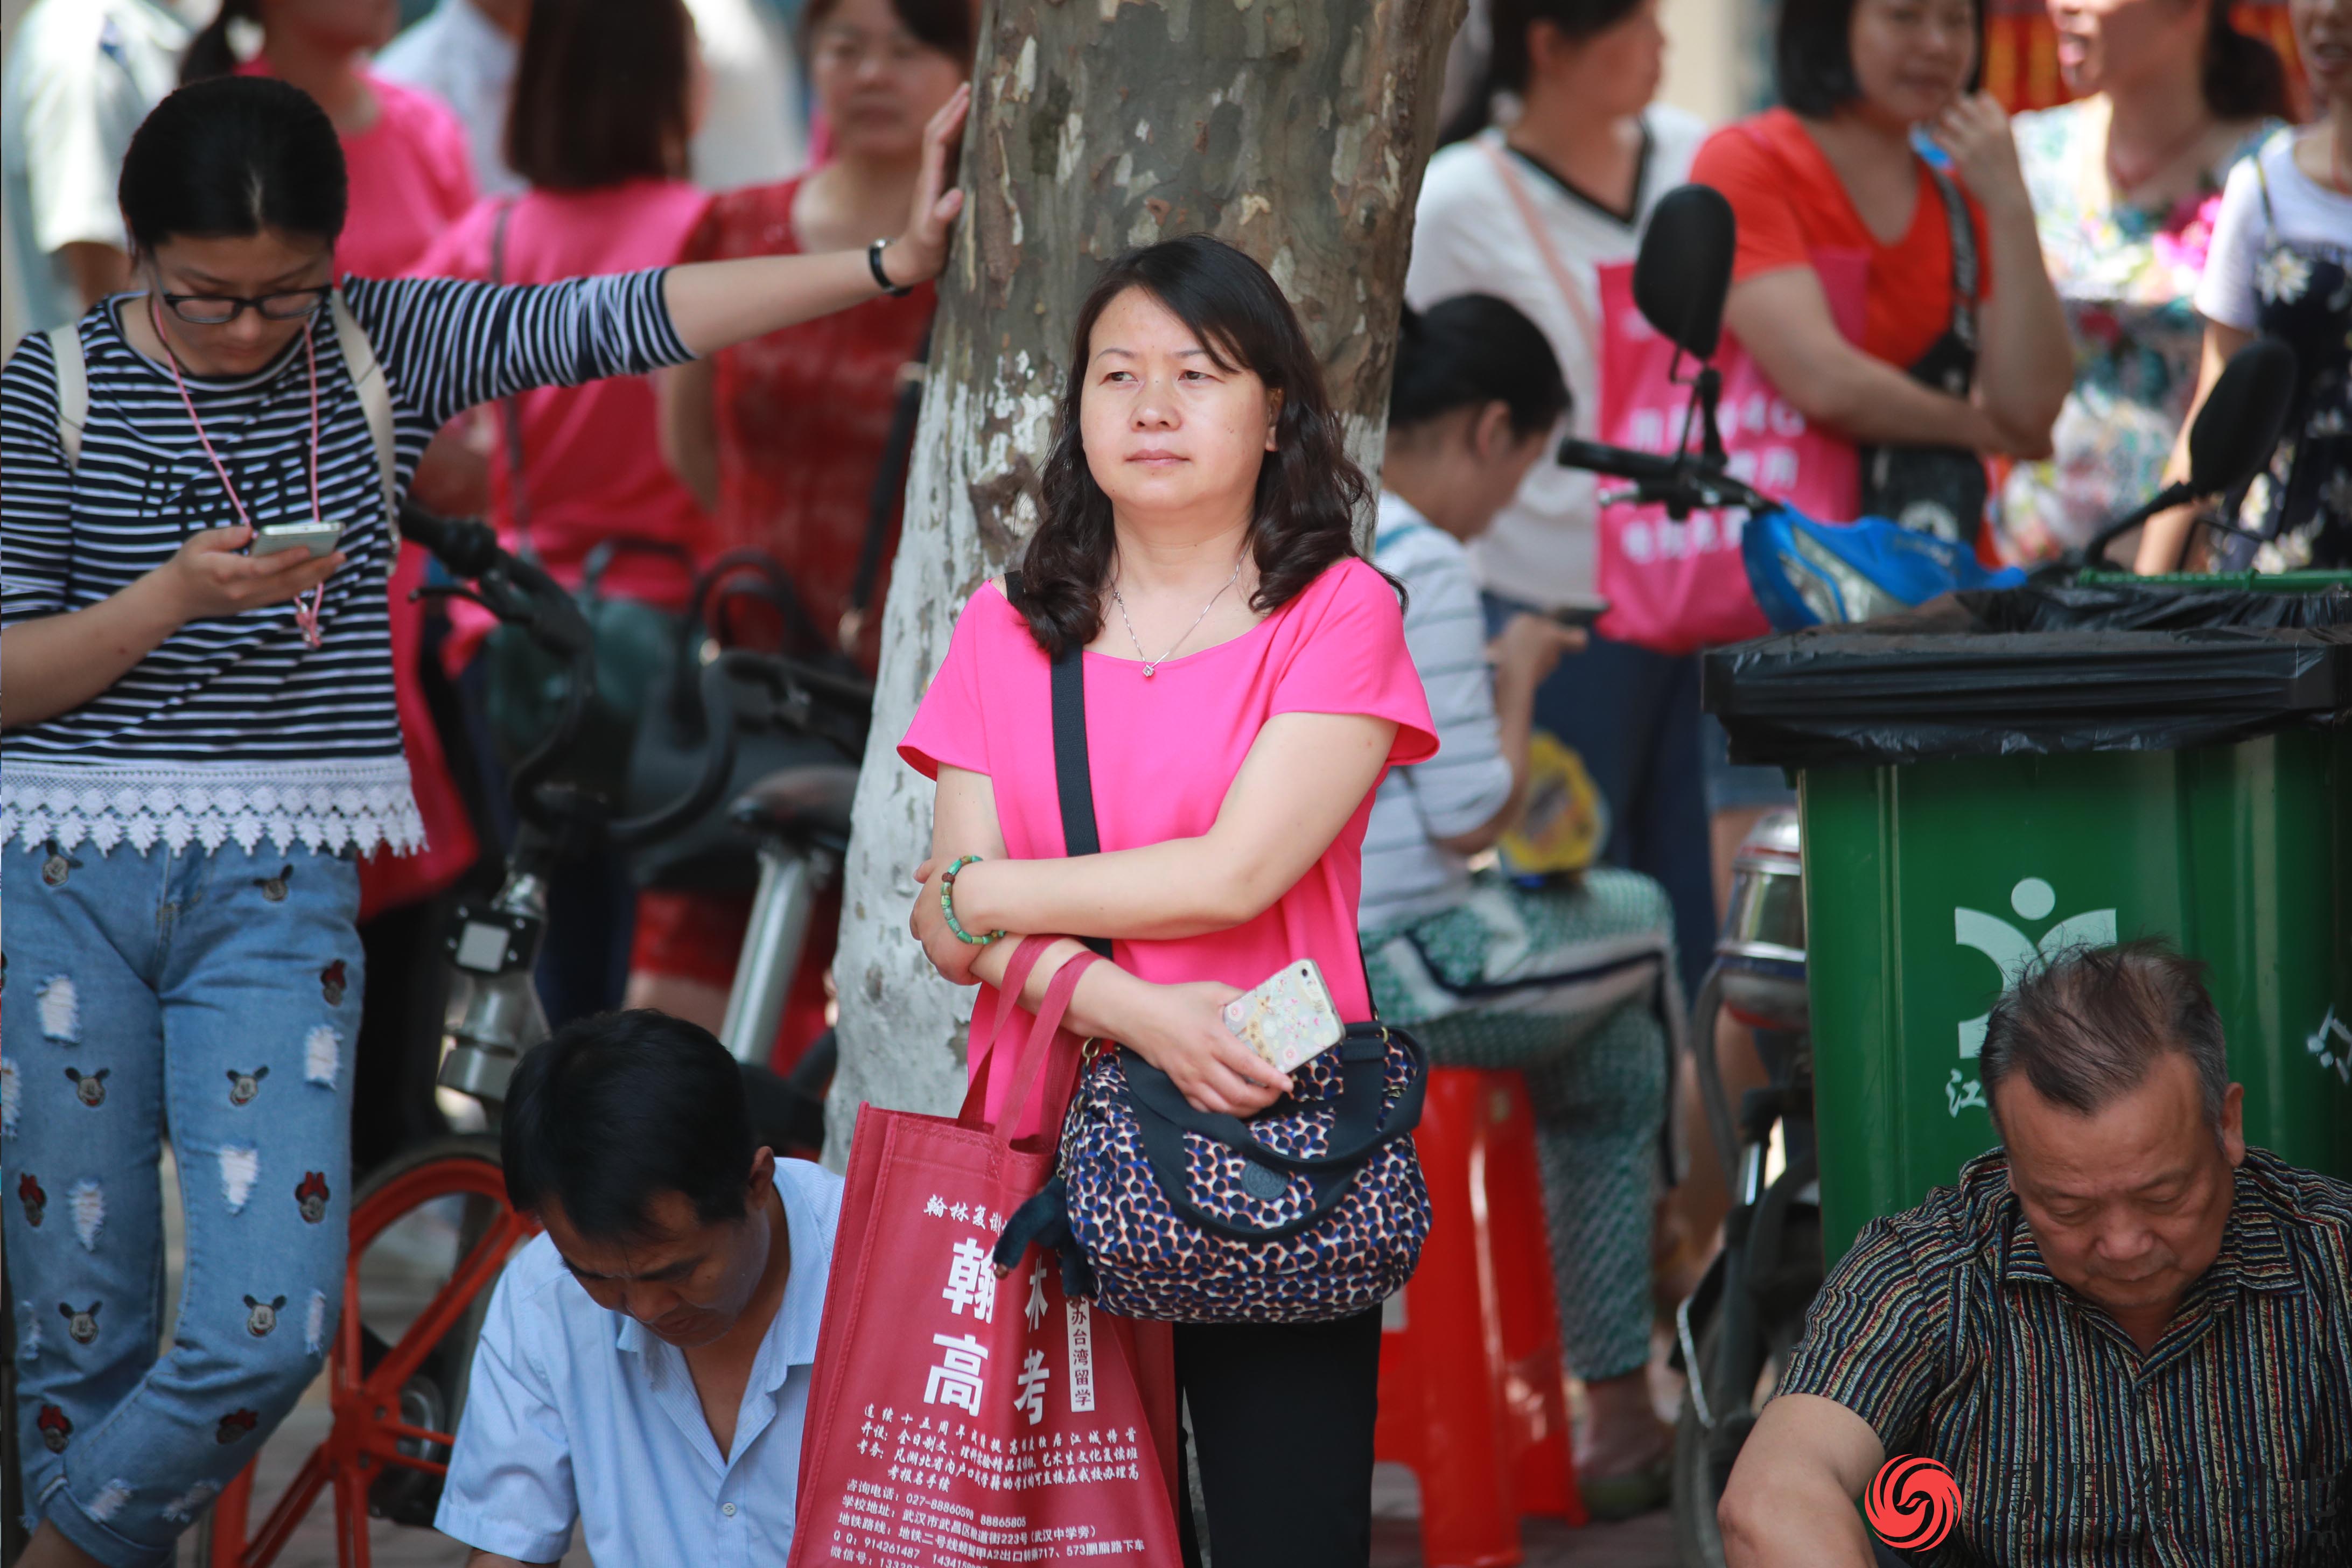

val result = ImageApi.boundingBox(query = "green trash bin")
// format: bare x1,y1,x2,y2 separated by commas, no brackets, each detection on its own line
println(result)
1706,583,2352,1265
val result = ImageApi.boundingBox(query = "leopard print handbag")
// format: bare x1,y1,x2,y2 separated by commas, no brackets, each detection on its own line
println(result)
988,624,1431,1324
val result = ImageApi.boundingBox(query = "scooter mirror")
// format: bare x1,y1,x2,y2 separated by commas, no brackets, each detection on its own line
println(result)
1632,185,1736,362
2187,335,2297,497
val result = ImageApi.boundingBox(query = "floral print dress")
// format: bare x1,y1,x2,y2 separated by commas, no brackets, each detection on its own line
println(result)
2002,102,2278,561
2213,155,2352,573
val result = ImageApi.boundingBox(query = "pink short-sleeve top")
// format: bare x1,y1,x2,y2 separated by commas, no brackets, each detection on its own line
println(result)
900,557,1438,1125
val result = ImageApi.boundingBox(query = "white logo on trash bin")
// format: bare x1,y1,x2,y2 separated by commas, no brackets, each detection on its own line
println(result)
1947,878,2116,1116
1954,878,2117,1060
2307,1006,2352,1087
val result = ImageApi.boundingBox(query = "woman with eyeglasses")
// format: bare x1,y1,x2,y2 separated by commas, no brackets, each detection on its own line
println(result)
0,73,965,1568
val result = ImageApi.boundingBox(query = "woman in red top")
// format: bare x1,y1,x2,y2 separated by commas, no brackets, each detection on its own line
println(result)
635,0,970,1037
1688,0,2071,541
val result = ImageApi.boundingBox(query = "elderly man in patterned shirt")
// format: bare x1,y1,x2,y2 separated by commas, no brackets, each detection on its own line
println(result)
1719,940,2352,1566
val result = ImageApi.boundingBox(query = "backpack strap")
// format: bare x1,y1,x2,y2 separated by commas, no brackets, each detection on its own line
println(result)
328,287,400,547
47,322,87,470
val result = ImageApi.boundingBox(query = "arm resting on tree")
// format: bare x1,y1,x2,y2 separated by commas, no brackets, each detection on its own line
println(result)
1724,268,2033,457
1716,1394,1886,1568
664,85,967,358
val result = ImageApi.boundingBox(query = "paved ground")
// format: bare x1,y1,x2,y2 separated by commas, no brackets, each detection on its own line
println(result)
158,1148,1679,1567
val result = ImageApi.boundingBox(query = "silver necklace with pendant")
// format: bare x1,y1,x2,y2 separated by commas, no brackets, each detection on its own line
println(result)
1109,554,1244,677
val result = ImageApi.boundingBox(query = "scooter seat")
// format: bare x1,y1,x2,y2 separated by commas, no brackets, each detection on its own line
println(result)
729,764,859,853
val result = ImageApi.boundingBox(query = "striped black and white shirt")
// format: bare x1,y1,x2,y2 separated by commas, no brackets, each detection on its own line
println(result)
1357,493,1515,933
1,270,691,858
1777,1146,2352,1563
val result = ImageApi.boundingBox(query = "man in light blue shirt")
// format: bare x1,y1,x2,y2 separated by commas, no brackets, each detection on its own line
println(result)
435,1012,843,1565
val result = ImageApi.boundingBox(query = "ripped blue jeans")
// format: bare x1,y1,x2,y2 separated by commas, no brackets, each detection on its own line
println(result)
4,839,362,1566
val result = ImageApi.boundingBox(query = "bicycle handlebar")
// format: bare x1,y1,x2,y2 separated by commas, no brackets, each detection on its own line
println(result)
1555,435,1773,517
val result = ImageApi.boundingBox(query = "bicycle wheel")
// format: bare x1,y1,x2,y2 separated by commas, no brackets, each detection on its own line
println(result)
205,1135,537,1568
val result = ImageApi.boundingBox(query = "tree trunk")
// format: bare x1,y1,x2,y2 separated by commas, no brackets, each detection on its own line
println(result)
826,0,1466,1154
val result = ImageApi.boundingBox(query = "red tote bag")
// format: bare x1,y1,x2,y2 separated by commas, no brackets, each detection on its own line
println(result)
1588,253,1866,654
789,940,1184,1568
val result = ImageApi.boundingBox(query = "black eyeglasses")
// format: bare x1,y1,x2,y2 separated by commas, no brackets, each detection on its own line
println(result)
157,287,332,326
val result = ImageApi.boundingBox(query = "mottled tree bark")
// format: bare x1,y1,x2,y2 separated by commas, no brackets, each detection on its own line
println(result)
826,0,1466,1156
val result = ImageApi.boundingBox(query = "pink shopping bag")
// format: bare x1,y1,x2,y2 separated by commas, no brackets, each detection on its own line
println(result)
1591,250,1867,655
788,940,1183,1568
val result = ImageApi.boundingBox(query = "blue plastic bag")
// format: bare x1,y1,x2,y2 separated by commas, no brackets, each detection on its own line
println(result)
1742,505,2025,630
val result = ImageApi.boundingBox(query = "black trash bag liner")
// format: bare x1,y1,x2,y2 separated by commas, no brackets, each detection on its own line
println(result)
1957,583,2352,633
1704,586,2352,769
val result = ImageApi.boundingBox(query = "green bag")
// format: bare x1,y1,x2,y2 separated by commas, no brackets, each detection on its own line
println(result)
482,537,694,800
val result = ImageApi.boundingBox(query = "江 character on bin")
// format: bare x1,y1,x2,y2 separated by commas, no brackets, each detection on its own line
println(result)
1717,941,2352,1565
431,1012,845,1565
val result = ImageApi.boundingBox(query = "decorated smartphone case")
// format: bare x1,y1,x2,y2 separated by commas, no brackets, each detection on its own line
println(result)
1222,959,1345,1074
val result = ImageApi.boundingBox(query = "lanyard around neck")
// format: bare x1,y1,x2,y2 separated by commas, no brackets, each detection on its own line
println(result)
149,297,330,649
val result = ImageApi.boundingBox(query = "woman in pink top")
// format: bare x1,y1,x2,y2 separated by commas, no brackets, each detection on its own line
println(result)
411,0,715,668
899,236,1436,1567
401,0,715,1029
189,2,478,278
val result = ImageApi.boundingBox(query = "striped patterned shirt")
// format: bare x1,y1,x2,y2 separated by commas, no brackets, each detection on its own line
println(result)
1776,1146,2352,1565
1,270,691,857
1359,494,1514,933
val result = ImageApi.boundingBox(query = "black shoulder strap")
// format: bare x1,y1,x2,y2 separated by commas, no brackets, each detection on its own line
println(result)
1924,163,1979,348
1013,569,1113,958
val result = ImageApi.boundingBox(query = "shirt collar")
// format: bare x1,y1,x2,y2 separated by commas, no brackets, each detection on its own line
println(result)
611,1164,833,1387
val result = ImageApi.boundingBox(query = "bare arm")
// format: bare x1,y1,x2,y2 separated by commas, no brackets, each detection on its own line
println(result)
3,529,346,729
2133,320,2251,573
1717,1394,1886,1568
922,765,1293,1118
463,1552,553,1568
928,709,1398,944
657,359,722,514
1726,268,2026,456
661,86,966,358
1930,94,2071,453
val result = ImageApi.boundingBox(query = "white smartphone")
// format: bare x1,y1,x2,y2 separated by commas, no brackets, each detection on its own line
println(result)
1222,958,1345,1075
251,522,343,559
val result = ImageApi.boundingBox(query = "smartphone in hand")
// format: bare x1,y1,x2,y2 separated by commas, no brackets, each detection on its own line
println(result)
251,522,344,560
1222,958,1345,1075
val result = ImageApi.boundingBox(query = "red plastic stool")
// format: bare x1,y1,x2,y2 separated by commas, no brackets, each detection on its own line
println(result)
1376,1068,1587,1566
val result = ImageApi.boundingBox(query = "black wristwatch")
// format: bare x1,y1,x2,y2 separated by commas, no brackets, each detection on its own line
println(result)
867,237,914,298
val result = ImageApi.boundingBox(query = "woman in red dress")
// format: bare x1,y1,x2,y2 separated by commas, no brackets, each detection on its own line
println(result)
635,0,972,1041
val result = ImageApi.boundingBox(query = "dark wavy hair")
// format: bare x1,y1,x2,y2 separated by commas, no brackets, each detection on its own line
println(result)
1010,235,1373,661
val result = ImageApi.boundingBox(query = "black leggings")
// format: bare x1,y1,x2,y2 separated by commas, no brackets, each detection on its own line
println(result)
1174,1307,1383,1568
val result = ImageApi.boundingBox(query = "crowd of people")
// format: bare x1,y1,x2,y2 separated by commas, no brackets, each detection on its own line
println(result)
1,0,2347,1563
